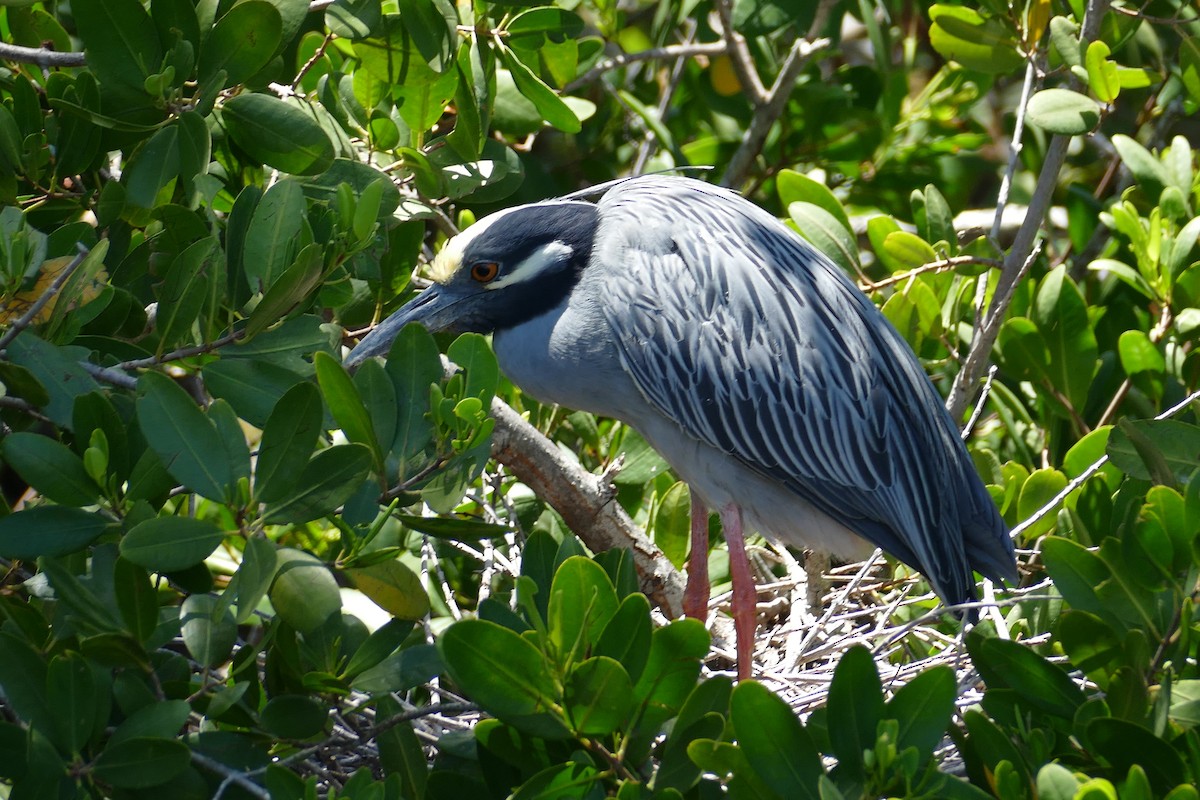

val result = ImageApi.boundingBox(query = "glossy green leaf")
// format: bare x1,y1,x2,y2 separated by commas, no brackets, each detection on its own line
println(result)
548,556,620,660
180,594,237,667
777,170,852,233
223,93,335,176
156,236,221,350
886,665,956,761
395,0,455,72
928,4,1024,73
394,514,512,541
108,700,191,747
1085,41,1119,104
233,535,277,624
827,645,883,777
198,1,282,89
74,0,162,96
262,443,374,523
1112,134,1169,197
346,559,430,620
343,619,415,680
968,633,1086,719
438,619,560,718
315,351,382,469
1087,717,1186,794
882,230,938,271
269,548,342,633
1026,89,1101,135
731,680,823,799
789,201,860,275
241,179,305,292
244,243,325,339
352,642,442,693
0,432,100,506
1017,468,1068,538
123,124,180,208
1108,420,1200,483
136,371,232,501
632,618,708,725
120,516,225,573
256,381,323,503
114,557,158,642
0,507,110,559
46,651,101,754
563,657,632,735
6,334,101,428
1033,266,1097,412
91,738,191,788
261,695,329,739
498,44,581,133
447,332,499,406
652,481,690,569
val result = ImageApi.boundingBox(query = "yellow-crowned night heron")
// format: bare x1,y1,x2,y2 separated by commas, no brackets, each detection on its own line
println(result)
346,176,1017,677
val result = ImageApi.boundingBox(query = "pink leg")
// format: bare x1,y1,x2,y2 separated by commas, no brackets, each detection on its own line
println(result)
720,503,756,680
683,492,710,621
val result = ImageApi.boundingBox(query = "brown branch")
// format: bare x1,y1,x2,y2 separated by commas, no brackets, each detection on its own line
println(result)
117,330,246,370
860,255,1003,292
711,0,768,104
563,41,728,94
489,398,686,618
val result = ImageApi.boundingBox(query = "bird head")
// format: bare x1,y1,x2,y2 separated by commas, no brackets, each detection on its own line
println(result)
344,200,599,367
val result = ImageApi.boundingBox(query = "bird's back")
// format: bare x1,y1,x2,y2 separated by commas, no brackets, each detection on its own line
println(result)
592,176,1016,605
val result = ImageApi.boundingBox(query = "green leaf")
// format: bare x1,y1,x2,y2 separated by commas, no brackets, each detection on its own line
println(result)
203,358,308,429
968,633,1086,719
0,432,100,506
1017,468,1068,538
261,695,329,739
223,93,335,176
244,243,325,339
928,5,1024,74
269,548,342,633
652,481,691,569
256,381,323,503
263,444,374,523
731,680,823,799
827,646,883,778
346,559,430,620
343,619,415,680
1037,763,1083,800
0,507,110,559
1112,134,1169,198
438,619,561,719
564,657,632,735
1026,89,1101,135
395,0,455,72
180,593,237,667
315,351,382,469
156,237,221,349
91,738,191,789
393,514,512,541
1087,717,1186,794
594,593,652,685
136,371,232,501
498,44,581,133
632,618,709,725
123,124,180,208
234,535,277,623
352,642,442,693
6,334,101,428
1108,420,1200,483
788,202,861,276
198,1,282,89
47,652,101,754
548,556,620,663
881,230,938,270
241,178,305,292
1033,266,1097,412
447,332,499,406
120,516,225,573
114,558,158,642
886,665,956,761
777,170,852,234
1180,37,1200,106
108,700,191,747
74,0,162,96
1085,41,1120,104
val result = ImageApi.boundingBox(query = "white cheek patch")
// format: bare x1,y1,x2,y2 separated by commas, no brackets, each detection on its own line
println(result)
486,241,574,290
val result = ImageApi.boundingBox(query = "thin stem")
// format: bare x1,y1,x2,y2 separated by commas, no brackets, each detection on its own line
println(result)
116,330,245,370
0,244,90,353
0,42,87,68
563,41,727,93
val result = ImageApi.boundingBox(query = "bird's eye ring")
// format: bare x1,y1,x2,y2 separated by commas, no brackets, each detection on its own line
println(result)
470,261,500,283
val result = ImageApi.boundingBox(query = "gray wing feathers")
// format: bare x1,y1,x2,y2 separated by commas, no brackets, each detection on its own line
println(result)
596,178,1014,604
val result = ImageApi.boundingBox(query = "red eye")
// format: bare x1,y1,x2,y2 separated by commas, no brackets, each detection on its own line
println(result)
470,261,500,283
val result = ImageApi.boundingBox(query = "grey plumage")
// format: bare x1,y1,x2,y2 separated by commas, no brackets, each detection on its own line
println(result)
347,175,1016,620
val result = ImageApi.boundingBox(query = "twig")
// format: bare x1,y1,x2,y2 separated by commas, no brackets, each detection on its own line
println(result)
563,41,728,93
191,750,270,800
711,0,768,105
960,365,997,440
861,255,1003,291
117,330,246,370
720,38,830,188
0,244,90,353
79,361,138,390
0,42,87,68
946,0,1111,421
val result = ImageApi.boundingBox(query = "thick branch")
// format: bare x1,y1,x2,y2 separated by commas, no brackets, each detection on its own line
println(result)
489,398,686,618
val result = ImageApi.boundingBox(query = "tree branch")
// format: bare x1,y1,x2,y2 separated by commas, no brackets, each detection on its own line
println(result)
489,398,686,618
564,41,728,94
0,244,90,353
0,42,86,68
